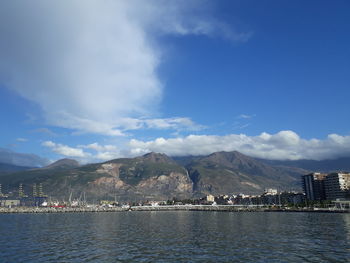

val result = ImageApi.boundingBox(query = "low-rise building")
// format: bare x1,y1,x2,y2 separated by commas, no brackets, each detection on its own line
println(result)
0,199,20,207
206,194,215,202
264,188,278,195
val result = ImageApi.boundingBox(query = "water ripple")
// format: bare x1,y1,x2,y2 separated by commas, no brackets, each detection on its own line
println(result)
0,212,349,262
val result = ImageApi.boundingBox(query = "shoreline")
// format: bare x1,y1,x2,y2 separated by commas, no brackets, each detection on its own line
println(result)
0,205,349,214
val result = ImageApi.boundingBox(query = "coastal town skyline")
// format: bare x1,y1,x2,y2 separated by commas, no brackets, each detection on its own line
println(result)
0,3,349,262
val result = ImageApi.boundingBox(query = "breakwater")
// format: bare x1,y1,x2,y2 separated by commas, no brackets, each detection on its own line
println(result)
0,205,349,213
0,206,128,213
131,205,263,212
131,205,349,213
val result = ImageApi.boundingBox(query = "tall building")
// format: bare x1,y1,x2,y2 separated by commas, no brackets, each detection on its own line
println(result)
302,173,327,201
18,184,28,198
324,172,350,200
33,183,37,197
32,183,48,206
0,184,8,198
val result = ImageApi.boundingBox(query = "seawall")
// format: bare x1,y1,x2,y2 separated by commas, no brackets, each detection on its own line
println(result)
0,205,348,214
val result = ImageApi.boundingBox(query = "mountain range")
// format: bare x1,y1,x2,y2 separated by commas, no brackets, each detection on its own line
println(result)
0,150,348,201
261,157,350,173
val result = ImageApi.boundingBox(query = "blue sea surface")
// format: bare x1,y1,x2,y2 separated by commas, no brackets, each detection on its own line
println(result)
0,211,349,262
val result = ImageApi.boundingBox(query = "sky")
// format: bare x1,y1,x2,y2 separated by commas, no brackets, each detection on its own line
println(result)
0,0,350,164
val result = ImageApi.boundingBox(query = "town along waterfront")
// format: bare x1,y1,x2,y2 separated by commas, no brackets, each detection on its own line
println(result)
0,212,349,262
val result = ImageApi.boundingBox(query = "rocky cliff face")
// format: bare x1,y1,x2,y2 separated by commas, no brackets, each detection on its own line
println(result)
88,160,192,200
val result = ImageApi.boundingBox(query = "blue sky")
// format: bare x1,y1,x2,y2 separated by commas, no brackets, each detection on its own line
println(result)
1,0,350,164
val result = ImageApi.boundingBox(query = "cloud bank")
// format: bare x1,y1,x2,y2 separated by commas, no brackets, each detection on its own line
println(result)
0,1,248,136
129,131,350,161
43,131,350,162
42,141,87,158
42,141,121,162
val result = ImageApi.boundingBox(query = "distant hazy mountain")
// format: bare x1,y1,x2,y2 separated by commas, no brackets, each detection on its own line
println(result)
0,148,49,167
0,163,33,174
261,157,350,173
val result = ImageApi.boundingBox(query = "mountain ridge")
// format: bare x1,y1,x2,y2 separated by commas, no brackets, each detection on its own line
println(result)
0,151,311,200
4,150,350,201
261,157,350,173
183,151,305,196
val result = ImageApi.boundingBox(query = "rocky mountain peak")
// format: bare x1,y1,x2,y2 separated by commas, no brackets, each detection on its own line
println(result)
140,152,174,163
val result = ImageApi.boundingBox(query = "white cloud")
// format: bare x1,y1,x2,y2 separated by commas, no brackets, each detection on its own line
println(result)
127,131,350,161
64,116,204,136
232,122,251,130
56,115,125,136
42,131,350,162
43,141,121,162
0,1,247,136
79,142,121,161
237,114,256,119
95,151,121,161
0,1,160,135
42,141,88,158
117,117,205,132
78,143,118,152
31,128,57,137
144,117,204,131
16,138,28,142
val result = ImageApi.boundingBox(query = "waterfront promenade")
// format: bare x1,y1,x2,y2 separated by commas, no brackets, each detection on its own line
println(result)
0,205,349,213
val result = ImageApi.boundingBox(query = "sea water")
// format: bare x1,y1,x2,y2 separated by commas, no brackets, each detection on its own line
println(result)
0,211,349,262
